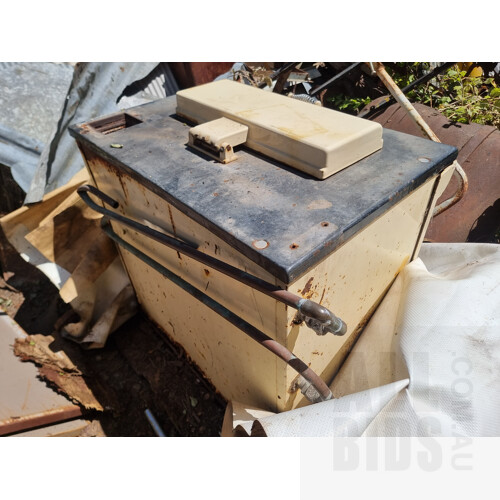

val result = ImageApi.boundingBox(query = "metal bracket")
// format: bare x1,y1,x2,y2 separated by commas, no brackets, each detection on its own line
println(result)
188,117,248,163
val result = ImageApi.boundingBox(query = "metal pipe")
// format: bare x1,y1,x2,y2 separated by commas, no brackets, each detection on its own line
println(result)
144,409,166,437
288,93,321,105
310,62,363,96
370,62,468,216
257,62,299,89
0,405,82,436
359,62,456,118
78,185,346,337
102,219,333,403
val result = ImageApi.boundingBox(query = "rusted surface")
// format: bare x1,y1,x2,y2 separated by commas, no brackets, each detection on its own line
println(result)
432,163,468,217
367,98,500,242
261,339,332,401
0,405,82,436
169,62,234,89
14,334,104,411
88,113,143,135
301,277,314,298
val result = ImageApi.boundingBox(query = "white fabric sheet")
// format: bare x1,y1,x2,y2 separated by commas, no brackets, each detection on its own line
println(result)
248,243,500,437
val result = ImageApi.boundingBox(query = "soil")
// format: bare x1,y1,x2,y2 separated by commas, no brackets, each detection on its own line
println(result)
0,225,226,437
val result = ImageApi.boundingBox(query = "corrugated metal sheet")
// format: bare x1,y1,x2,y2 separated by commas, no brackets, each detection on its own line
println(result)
118,62,179,104
0,62,74,194
0,124,43,192
25,62,179,203
0,62,73,144
119,63,179,100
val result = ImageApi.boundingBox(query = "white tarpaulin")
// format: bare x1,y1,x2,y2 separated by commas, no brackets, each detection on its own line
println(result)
227,243,500,437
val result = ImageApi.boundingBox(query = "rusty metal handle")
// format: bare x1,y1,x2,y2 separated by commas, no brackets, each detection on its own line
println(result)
78,184,347,337
370,62,468,216
101,218,333,403
432,163,468,216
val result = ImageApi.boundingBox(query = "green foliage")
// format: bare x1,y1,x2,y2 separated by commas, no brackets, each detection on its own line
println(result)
328,94,372,114
327,63,500,129
388,63,500,129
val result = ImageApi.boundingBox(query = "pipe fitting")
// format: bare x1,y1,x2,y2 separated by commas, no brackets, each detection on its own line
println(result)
296,375,333,403
296,299,347,336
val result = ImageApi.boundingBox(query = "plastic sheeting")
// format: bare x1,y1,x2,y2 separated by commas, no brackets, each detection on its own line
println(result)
229,243,500,437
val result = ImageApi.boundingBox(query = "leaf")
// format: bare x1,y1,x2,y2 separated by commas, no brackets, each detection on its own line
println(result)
190,396,198,408
490,87,500,98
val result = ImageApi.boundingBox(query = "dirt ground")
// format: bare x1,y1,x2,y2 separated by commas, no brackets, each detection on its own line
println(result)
0,225,226,437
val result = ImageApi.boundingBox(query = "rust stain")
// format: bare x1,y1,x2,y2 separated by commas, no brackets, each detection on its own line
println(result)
319,288,326,304
0,405,82,436
395,255,410,277
117,176,128,198
167,205,177,236
80,144,130,197
301,277,314,298
204,269,210,277
166,206,181,259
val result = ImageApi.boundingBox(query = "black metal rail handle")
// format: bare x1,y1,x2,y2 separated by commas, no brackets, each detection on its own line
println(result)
77,185,347,337
101,217,333,403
